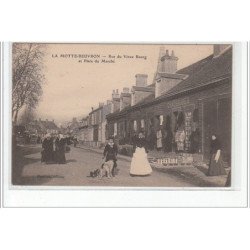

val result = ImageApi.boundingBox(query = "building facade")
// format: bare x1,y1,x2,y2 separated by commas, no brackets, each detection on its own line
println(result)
106,45,232,163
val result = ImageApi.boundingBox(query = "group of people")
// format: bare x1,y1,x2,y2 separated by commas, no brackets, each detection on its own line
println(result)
102,132,152,177
41,133,68,164
103,132,226,179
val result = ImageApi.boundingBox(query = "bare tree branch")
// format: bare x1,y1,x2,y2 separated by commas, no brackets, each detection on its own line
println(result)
12,43,46,125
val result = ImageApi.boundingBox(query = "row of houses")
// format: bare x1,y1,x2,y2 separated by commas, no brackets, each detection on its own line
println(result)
15,118,59,140
76,44,232,163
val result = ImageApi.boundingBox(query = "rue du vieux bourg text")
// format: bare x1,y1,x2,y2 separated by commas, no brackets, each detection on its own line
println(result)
51,53,147,63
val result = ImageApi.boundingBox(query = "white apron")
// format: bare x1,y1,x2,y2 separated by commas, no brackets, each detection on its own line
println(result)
130,147,152,176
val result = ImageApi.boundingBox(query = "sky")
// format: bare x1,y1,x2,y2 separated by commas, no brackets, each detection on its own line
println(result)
36,44,213,125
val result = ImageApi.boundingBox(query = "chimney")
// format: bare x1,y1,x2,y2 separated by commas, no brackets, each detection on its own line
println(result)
160,50,178,73
213,44,231,58
120,87,131,111
111,90,120,113
112,89,120,100
135,74,148,87
99,102,104,107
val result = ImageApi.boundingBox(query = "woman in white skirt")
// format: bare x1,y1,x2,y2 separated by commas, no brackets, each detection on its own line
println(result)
130,132,152,176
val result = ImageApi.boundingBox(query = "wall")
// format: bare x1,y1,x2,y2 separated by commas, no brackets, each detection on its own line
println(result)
131,90,152,106
107,79,232,159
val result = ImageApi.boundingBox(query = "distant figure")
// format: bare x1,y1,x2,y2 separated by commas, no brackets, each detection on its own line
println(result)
42,133,53,164
56,134,66,164
37,135,41,144
207,134,226,176
52,135,58,162
103,137,118,177
130,132,152,176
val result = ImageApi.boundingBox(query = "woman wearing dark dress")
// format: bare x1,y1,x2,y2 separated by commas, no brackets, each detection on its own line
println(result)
207,135,226,176
56,134,66,164
42,134,53,164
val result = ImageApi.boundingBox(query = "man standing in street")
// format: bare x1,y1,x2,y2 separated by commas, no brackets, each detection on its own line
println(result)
103,137,118,177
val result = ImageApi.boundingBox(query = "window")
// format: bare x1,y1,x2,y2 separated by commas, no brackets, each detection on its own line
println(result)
159,115,164,126
114,123,117,136
141,119,145,128
133,120,137,131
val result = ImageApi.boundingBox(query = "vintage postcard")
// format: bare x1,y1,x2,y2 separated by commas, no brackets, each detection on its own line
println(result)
8,43,234,188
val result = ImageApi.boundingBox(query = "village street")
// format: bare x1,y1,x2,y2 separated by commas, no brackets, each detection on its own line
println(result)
12,145,196,187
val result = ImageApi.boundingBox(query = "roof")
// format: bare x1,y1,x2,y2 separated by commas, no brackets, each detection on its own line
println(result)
132,86,155,92
176,55,213,75
156,72,187,80
107,47,232,120
107,93,155,119
89,106,103,115
165,47,232,97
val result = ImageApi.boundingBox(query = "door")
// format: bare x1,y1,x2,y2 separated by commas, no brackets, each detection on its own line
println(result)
203,100,218,161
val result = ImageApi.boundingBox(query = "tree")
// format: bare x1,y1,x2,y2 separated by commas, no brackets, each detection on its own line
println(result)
12,43,46,125
19,106,37,126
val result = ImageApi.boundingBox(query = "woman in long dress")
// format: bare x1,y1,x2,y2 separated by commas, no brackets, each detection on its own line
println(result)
56,134,66,164
130,132,152,176
42,133,53,164
207,134,226,176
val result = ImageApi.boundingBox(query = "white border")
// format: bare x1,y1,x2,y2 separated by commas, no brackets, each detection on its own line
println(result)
2,42,248,207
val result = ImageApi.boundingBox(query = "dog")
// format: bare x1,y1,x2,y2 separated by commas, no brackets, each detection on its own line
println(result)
90,168,100,178
98,160,114,179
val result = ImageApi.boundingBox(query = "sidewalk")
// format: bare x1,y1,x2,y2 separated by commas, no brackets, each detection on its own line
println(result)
76,144,229,187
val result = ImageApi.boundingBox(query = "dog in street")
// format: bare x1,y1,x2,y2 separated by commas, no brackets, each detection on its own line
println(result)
98,160,114,179
89,168,100,178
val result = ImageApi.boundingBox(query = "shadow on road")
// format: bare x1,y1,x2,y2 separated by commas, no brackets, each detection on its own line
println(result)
12,145,64,185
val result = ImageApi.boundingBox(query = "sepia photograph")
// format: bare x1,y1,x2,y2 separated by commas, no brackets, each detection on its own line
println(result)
11,43,232,188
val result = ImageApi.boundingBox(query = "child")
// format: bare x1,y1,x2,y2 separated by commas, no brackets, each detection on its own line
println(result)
103,137,118,177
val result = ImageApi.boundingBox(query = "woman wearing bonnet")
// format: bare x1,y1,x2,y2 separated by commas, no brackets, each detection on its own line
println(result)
207,134,226,176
